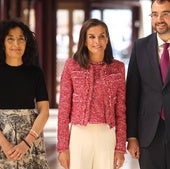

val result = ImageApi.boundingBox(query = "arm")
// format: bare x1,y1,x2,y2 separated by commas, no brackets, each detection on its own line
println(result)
7,101,49,160
57,60,73,152
30,101,49,135
0,131,14,159
114,63,126,167
126,42,140,138
126,42,141,158
57,59,73,169
115,63,126,153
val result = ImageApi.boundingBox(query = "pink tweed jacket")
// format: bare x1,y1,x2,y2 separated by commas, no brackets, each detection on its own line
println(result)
57,58,126,153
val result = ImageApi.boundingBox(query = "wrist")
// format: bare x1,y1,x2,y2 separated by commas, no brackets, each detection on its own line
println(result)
0,132,8,147
30,129,39,138
128,137,137,141
21,138,31,148
25,134,35,145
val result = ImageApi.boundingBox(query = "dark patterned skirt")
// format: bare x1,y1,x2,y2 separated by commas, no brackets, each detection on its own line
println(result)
0,109,50,169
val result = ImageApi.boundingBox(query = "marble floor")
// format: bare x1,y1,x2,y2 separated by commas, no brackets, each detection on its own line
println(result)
44,109,140,169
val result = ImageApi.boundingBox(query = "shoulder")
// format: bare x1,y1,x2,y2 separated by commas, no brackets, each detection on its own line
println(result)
65,58,77,65
111,59,124,68
23,65,44,76
104,59,125,73
135,33,156,45
25,65,42,71
64,58,82,70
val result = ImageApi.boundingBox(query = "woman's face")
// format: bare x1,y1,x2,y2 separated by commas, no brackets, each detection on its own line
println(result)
85,25,108,62
4,27,26,63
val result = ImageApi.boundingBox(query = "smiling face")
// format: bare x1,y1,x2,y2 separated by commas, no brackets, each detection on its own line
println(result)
4,27,26,65
151,0,170,40
85,25,108,62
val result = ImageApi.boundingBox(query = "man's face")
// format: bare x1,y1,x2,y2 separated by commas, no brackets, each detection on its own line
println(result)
151,1,170,39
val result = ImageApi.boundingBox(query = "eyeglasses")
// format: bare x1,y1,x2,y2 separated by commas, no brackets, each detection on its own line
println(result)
149,12,170,19
6,37,26,44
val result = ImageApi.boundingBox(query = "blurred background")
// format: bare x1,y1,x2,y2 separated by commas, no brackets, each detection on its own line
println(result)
0,0,152,168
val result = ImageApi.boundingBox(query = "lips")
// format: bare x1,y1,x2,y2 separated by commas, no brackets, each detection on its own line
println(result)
11,48,22,52
156,22,167,27
93,46,102,49
155,22,167,30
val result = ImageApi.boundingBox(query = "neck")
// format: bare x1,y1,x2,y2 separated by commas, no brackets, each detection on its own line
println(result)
158,33,170,42
6,59,23,66
90,54,104,63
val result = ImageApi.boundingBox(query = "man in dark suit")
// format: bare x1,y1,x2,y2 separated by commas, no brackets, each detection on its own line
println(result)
126,0,170,169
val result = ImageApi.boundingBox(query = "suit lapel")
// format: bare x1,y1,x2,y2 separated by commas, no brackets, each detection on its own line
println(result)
147,34,163,87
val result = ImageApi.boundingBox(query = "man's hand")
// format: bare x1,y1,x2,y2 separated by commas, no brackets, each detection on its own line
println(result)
127,138,140,159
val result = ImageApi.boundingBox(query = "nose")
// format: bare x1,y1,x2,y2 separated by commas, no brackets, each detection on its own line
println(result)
13,39,20,45
157,15,164,21
94,37,100,43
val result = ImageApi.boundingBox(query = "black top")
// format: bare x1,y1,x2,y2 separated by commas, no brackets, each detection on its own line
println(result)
0,63,48,109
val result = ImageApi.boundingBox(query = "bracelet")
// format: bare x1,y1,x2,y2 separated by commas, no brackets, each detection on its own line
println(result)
29,132,37,139
30,129,39,138
21,138,31,148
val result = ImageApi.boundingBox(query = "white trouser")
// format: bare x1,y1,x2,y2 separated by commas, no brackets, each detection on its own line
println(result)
69,124,116,169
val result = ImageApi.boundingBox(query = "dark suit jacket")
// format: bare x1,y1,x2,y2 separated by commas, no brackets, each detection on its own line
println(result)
126,33,170,148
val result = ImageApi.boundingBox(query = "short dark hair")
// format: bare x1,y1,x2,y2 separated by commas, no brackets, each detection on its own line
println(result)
73,18,114,69
0,19,38,65
152,0,170,5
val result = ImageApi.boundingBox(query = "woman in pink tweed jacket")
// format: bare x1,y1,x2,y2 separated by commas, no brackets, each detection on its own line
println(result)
57,18,126,169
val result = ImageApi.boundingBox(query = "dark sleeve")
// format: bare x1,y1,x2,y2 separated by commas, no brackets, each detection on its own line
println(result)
35,68,49,102
126,41,141,139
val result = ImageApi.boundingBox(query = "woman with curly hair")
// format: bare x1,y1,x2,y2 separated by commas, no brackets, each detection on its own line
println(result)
0,20,50,169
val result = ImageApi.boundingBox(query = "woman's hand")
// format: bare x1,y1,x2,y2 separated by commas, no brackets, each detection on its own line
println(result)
7,141,29,160
58,150,70,169
1,142,14,159
114,152,125,169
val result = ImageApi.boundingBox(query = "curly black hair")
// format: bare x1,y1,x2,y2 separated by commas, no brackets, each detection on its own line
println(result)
0,19,38,65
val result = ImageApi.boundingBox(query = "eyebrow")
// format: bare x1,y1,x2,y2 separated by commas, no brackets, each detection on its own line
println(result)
152,10,170,13
87,32,106,36
6,34,25,37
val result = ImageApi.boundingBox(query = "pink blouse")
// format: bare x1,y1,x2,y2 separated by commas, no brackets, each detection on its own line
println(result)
88,62,106,124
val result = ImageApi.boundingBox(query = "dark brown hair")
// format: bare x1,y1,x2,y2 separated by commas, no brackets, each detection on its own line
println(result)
152,0,170,5
73,18,114,69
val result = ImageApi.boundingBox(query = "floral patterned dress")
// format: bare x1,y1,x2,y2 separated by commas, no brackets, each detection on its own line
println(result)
0,109,50,169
